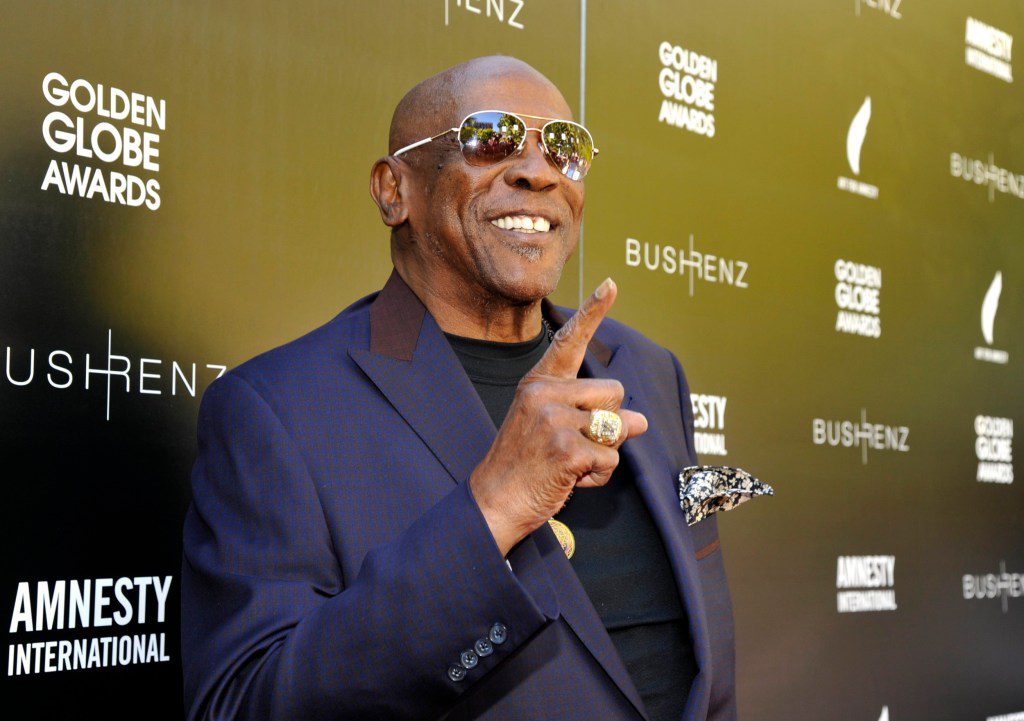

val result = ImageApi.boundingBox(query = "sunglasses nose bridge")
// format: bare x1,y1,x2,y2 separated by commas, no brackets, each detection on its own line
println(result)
517,128,560,168
501,128,562,187
512,125,542,146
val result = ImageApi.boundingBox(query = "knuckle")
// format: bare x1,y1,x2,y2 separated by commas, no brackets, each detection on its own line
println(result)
607,379,625,400
596,446,620,470
551,427,577,460
538,402,559,428
553,319,574,343
517,379,544,404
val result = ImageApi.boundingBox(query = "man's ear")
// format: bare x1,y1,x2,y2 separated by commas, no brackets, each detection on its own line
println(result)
369,156,410,228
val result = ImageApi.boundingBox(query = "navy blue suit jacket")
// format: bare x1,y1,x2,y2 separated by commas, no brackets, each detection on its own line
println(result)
181,270,737,721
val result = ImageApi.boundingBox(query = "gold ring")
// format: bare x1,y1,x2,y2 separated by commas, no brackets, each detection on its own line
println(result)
586,409,622,446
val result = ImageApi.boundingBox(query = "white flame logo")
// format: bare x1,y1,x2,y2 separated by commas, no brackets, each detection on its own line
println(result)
846,96,872,175
981,271,1002,345
878,707,889,721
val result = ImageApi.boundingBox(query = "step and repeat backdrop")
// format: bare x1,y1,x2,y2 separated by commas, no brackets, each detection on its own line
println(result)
1,1,1021,720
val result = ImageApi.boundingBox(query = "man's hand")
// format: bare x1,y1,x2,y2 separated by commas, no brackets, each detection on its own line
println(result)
468,278,650,557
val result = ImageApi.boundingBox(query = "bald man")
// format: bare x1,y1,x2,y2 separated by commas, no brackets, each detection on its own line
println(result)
181,56,736,721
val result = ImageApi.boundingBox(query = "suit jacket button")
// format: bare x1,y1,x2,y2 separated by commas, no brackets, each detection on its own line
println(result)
459,650,479,669
488,622,508,645
474,637,494,657
447,664,467,682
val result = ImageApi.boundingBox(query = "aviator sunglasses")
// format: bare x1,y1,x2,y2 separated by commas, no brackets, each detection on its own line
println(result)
392,109,599,181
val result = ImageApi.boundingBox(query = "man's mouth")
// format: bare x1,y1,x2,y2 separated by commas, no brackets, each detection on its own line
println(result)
489,214,554,234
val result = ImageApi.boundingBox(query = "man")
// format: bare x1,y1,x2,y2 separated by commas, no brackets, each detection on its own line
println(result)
181,55,736,721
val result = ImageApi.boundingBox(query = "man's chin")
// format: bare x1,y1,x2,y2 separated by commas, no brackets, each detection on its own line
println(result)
487,264,564,305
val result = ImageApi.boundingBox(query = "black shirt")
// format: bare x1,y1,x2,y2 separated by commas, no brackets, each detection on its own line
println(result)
444,325,698,721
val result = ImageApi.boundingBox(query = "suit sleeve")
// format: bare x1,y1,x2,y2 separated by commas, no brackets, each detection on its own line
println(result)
181,371,559,721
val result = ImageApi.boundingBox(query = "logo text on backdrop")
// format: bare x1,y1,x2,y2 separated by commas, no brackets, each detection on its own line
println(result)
836,555,897,613
692,393,728,456
812,409,910,464
658,41,717,138
444,0,524,29
40,73,164,211
838,96,879,199
854,0,902,19
950,153,1024,203
7,575,173,676
974,415,1014,484
835,259,882,338
964,17,1013,83
974,271,1009,364
625,236,748,296
3,329,226,421
963,561,1022,613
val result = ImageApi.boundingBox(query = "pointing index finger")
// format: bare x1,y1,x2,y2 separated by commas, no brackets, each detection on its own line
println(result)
532,277,617,378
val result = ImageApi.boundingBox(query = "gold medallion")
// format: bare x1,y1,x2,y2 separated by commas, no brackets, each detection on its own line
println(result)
547,518,576,559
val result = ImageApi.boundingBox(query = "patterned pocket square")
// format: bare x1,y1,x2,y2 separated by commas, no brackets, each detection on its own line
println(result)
678,465,774,527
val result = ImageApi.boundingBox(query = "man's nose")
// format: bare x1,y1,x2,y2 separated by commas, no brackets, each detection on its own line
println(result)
503,129,561,191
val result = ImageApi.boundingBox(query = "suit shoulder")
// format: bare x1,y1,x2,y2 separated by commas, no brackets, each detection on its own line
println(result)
599,315,670,355
210,289,377,401
552,303,678,368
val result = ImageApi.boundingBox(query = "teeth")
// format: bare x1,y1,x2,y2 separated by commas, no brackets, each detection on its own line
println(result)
489,215,553,233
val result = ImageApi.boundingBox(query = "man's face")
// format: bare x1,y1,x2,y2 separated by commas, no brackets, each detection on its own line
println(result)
408,73,585,305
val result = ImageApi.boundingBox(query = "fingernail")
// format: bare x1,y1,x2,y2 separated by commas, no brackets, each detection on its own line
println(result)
595,277,612,299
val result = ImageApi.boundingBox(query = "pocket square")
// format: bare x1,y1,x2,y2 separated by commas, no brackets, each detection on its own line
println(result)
678,465,774,527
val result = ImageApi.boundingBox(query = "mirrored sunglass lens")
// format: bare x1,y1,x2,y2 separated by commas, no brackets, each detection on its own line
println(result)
543,122,594,180
459,112,525,165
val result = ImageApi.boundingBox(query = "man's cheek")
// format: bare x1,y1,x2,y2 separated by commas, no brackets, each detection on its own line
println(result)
573,195,586,221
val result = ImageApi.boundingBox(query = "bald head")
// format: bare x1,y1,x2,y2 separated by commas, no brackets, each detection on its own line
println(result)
388,55,569,156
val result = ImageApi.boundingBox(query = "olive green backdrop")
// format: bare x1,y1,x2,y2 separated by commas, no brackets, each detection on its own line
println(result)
1,1,1020,719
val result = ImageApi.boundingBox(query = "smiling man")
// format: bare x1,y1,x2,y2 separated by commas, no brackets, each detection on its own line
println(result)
181,55,737,721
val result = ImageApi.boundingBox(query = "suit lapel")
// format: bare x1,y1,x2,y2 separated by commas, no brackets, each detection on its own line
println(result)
349,271,497,487
548,305,714,720
349,272,706,720
348,314,498,487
